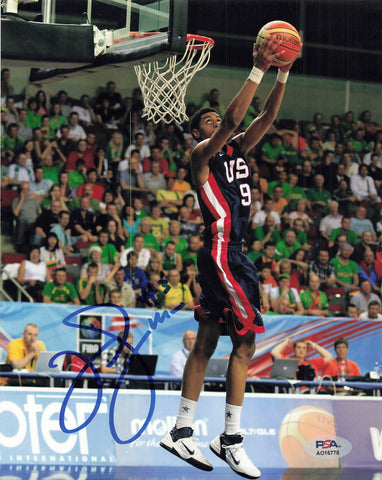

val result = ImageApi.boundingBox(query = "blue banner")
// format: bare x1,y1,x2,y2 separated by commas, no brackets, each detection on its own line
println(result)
1,302,381,375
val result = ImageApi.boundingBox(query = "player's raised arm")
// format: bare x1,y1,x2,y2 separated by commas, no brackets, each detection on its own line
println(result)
235,59,295,155
191,38,281,186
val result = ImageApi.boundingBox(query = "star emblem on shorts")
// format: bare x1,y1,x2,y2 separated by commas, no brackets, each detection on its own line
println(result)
183,406,190,413
226,410,232,418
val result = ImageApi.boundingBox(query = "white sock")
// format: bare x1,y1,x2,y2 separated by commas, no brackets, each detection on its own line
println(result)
224,403,242,435
175,396,198,429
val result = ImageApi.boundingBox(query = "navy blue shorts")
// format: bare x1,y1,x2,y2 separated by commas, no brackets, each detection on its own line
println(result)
196,244,264,334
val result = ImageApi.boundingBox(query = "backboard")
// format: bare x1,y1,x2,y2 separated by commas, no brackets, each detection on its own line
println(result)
1,0,188,83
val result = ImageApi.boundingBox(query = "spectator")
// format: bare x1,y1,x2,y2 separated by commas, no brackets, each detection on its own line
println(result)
201,88,225,116
65,139,95,171
71,94,97,128
56,112,86,141
17,109,33,142
328,216,359,249
350,163,380,203
347,304,359,318
43,267,80,304
33,199,61,247
274,230,301,261
118,149,145,194
330,243,359,291
352,230,378,264
162,220,188,253
308,249,336,290
367,153,382,192
5,323,46,371
333,178,357,217
286,198,311,231
359,300,382,320
254,241,277,273
17,246,52,302
270,338,333,379
307,174,332,214
298,159,316,191
68,158,86,190
29,166,53,204
137,217,160,253
121,233,151,269
123,251,148,297
148,201,169,244
160,269,194,310
323,338,361,379
121,204,141,246
270,184,288,215
56,124,76,160
286,173,308,212
319,200,343,242
142,159,167,201
156,173,184,218
358,248,382,294
269,273,304,315
39,232,66,274
350,279,381,313
300,274,329,316
76,168,105,201
178,205,199,241
6,152,35,187
78,262,105,305
350,205,377,240
142,145,170,175
285,219,309,251
1,123,24,162
124,132,150,161
103,266,136,307
180,258,201,303
81,246,117,282
12,182,41,252
162,241,182,274
49,103,66,137
174,167,192,195
95,81,122,114
104,130,124,173
90,230,119,268
169,330,196,377
69,196,98,244
181,235,201,266
106,218,126,254
252,196,281,231
100,330,134,375
261,133,284,171
50,210,74,255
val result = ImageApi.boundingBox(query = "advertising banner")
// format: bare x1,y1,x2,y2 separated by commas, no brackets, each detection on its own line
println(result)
1,388,382,470
1,302,382,376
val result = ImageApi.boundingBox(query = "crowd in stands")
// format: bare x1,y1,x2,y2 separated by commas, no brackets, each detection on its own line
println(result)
2,68,382,319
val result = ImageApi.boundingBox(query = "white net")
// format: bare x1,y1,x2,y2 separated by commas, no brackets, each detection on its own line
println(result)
134,35,214,124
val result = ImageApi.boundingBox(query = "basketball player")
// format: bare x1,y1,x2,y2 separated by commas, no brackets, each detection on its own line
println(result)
160,37,295,478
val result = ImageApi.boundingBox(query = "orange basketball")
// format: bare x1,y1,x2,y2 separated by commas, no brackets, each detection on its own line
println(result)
256,20,302,66
278,405,340,468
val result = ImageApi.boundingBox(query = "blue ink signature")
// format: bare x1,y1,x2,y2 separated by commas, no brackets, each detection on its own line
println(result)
49,283,185,445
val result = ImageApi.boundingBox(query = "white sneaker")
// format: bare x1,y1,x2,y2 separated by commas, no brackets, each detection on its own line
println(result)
160,426,213,471
210,433,261,479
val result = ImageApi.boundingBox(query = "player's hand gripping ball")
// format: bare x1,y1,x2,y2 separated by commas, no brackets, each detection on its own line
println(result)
256,20,302,66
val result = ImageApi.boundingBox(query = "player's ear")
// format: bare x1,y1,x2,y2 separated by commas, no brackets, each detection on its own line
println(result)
192,128,201,141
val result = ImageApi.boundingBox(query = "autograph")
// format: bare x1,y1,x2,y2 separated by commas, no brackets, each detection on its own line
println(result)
49,283,185,445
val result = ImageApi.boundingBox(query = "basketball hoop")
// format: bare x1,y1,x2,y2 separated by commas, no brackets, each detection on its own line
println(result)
133,33,214,124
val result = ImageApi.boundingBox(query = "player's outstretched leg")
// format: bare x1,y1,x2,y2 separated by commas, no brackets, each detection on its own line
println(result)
160,426,213,471
210,432,261,479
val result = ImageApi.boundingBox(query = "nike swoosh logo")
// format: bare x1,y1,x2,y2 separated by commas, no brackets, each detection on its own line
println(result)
181,441,195,455
230,452,240,466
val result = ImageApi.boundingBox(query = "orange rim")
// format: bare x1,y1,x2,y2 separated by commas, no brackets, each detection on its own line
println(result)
114,32,214,50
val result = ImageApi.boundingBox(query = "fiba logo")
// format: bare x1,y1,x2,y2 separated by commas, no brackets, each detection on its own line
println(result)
278,405,340,468
79,315,103,340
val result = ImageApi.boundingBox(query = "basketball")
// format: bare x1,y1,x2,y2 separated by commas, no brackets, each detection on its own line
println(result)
278,405,340,468
256,20,302,66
